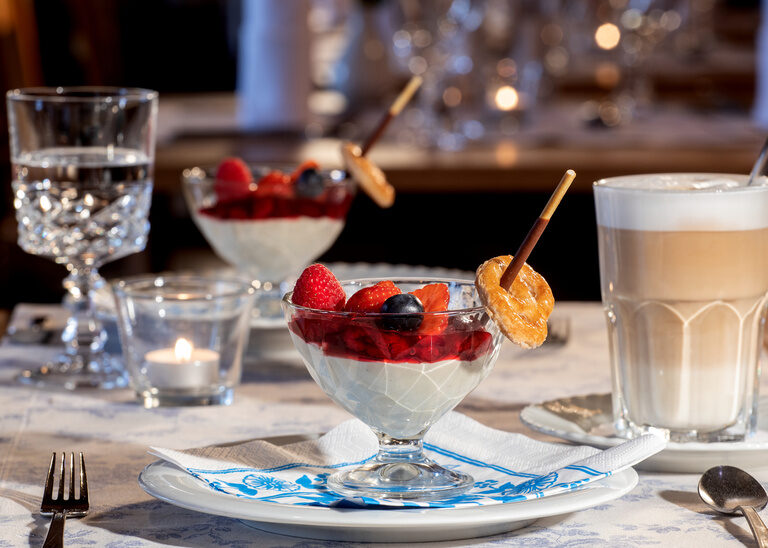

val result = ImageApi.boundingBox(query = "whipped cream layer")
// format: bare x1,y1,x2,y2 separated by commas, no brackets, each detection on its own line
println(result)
194,214,343,282
290,333,496,439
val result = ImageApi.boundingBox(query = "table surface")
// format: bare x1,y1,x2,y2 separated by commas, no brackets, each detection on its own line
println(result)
1,301,765,547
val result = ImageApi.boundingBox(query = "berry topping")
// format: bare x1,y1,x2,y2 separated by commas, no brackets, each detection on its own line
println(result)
344,280,401,313
214,157,253,202
410,283,450,334
254,170,293,198
378,293,424,332
292,264,346,311
295,168,325,198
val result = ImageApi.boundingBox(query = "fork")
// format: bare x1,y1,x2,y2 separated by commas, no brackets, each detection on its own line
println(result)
40,452,89,548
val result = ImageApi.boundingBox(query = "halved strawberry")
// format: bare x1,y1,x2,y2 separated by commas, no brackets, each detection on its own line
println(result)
344,281,401,313
214,157,254,202
410,283,450,334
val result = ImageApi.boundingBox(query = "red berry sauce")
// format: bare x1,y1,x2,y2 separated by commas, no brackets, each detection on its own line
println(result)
200,192,353,221
289,314,493,364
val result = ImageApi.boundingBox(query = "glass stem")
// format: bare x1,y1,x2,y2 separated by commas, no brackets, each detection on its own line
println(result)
61,264,106,372
374,432,427,464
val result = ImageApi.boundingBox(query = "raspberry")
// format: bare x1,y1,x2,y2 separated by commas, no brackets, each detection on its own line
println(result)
410,283,450,334
344,281,401,313
214,157,253,202
292,264,346,311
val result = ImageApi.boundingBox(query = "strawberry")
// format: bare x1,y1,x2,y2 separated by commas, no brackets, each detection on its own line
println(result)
292,264,346,311
410,283,450,334
214,157,254,202
255,170,293,198
344,281,401,313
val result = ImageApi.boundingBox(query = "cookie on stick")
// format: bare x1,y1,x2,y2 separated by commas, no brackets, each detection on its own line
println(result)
476,169,575,348
341,76,422,208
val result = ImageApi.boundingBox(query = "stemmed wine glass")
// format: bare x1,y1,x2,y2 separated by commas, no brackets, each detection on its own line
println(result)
6,87,158,389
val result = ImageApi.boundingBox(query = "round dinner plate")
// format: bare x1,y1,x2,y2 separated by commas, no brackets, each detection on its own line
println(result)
139,460,638,543
521,393,768,473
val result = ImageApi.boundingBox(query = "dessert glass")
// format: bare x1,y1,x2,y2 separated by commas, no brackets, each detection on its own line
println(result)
282,278,503,501
182,165,354,323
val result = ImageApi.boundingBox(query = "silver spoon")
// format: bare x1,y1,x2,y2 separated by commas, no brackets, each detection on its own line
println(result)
699,465,768,547
748,136,768,186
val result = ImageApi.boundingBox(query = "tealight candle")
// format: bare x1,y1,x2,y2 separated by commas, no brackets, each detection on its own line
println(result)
144,338,220,389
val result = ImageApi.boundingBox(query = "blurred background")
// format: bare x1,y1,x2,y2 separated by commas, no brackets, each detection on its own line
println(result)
0,0,763,307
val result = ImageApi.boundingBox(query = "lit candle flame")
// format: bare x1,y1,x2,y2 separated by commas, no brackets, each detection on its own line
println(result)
174,338,193,362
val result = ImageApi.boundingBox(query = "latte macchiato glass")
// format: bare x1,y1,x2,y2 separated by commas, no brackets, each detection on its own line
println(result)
594,174,768,442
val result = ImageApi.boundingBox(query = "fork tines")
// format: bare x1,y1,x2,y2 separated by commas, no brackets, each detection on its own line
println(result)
42,452,89,513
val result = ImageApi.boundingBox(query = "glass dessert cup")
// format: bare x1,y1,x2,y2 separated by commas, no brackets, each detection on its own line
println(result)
182,165,354,323
7,86,157,389
282,278,503,501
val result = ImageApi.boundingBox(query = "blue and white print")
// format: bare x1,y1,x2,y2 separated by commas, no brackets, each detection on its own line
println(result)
150,412,665,509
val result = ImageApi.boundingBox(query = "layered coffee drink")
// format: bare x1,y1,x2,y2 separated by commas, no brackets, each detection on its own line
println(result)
594,174,768,442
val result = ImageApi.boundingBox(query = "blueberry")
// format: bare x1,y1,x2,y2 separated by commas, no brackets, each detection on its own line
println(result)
295,168,325,198
378,294,424,331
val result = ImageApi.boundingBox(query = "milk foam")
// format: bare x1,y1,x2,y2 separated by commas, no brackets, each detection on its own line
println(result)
594,173,768,231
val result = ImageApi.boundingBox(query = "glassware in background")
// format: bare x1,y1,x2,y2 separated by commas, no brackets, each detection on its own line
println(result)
6,87,158,389
560,0,705,128
113,275,255,407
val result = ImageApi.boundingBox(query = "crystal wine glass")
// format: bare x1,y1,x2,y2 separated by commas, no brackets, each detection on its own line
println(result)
282,278,503,500
6,87,158,389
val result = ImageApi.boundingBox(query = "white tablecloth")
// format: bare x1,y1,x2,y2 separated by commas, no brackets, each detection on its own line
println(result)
0,302,765,547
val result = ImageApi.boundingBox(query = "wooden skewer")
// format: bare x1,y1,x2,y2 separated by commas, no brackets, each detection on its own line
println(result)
360,76,423,157
500,169,576,290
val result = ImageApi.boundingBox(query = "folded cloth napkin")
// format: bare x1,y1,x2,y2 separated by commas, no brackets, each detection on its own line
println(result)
150,412,665,509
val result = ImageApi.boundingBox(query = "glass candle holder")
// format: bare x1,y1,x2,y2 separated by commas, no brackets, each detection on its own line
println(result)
113,275,255,407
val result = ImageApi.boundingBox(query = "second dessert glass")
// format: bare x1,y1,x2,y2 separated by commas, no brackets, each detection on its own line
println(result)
282,278,503,501
182,165,354,323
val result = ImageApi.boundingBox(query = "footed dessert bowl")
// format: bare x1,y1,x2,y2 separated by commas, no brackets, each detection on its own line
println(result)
182,162,354,322
282,277,503,501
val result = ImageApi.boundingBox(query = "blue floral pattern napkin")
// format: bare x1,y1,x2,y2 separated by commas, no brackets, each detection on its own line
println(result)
149,412,665,508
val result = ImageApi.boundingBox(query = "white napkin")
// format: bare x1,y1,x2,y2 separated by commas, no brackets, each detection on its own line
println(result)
150,412,665,508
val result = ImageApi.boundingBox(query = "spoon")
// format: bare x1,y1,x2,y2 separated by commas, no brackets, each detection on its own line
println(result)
699,465,768,547
748,136,768,185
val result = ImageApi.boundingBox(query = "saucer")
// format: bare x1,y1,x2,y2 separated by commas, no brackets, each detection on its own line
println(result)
139,432,638,543
520,393,768,473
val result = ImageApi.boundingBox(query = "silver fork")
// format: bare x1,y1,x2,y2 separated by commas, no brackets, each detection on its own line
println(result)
40,452,89,548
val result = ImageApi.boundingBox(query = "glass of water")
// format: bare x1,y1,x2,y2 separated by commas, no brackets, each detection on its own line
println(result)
6,87,158,389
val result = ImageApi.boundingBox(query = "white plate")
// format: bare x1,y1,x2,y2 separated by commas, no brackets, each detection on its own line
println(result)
138,443,638,543
521,393,768,473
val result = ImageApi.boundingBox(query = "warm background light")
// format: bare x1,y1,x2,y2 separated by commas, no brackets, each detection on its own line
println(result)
595,23,621,50
494,86,519,111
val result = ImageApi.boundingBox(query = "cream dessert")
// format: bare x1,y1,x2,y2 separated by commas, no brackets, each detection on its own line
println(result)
595,173,768,441
183,159,353,283
193,214,344,283
288,325,496,439
284,270,500,439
